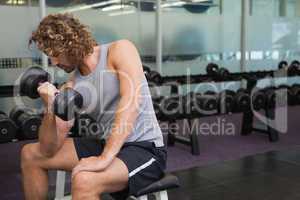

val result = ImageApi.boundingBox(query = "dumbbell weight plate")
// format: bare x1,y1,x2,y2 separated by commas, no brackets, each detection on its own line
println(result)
147,71,162,85
53,88,83,121
219,90,236,113
143,65,151,80
290,60,300,68
288,60,300,76
290,84,300,105
206,63,219,76
160,96,182,119
251,89,266,111
218,68,230,80
152,96,164,120
20,66,50,98
10,107,41,140
196,92,218,115
20,114,41,139
9,107,28,124
278,60,288,70
236,89,251,112
143,65,151,74
205,92,219,114
264,87,276,108
0,111,17,143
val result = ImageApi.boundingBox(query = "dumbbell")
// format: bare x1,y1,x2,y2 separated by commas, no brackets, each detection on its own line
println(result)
143,65,151,81
0,111,17,143
251,89,266,111
152,96,164,120
9,107,42,140
206,63,219,76
143,65,151,74
264,87,276,108
235,89,251,112
204,91,219,113
160,95,182,119
278,60,288,70
20,66,83,120
206,63,230,80
248,71,267,80
290,84,300,105
288,60,300,76
193,92,218,115
143,65,151,79
146,70,163,85
218,68,230,79
219,90,236,113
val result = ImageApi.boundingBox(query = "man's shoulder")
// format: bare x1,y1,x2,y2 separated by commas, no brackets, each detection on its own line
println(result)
109,39,136,52
107,39,139,68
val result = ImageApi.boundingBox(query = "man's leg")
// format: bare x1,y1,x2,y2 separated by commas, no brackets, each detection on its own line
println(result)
21,138,79,200
72,158,129,200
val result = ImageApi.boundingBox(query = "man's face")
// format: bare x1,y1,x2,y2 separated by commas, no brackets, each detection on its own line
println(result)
49,54,76,73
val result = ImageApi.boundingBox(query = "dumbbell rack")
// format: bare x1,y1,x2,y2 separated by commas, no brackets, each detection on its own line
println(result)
152,69,298,155
0,70,295,147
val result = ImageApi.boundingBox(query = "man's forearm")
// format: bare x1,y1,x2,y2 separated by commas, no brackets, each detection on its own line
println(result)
38,111,60,157
101,97,139,160
101,128,130,160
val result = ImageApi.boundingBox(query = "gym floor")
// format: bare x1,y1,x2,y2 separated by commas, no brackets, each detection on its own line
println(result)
170,148,300,200
1,106,300,200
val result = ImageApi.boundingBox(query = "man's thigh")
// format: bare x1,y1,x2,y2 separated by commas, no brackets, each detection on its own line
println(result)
73,157,129,194
24,138,79,171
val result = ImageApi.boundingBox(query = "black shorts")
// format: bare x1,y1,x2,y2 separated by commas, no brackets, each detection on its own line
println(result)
73,138,167,199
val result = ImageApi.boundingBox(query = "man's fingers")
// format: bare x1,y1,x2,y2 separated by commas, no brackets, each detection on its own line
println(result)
37,82,52,92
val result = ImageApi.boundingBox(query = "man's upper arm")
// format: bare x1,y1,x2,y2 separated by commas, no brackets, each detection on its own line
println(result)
111,40,144,98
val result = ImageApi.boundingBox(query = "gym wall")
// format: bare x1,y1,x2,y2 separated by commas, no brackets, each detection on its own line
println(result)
1,0,300,106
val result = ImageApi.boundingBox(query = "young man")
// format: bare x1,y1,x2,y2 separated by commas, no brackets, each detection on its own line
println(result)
21,13,166,200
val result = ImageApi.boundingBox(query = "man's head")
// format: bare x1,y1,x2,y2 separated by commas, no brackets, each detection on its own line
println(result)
29,13,97,73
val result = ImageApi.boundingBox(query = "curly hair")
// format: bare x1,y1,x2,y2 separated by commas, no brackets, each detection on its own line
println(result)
29,13,98,66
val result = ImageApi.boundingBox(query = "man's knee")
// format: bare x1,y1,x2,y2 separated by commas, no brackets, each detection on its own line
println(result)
72,172,100,193
21,143,41,169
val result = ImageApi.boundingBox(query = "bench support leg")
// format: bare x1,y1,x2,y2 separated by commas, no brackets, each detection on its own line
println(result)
154,190,168,200
55,170,66,200
137,195,148,200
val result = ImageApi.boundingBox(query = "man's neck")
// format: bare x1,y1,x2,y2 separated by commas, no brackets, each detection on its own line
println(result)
78,45,101,76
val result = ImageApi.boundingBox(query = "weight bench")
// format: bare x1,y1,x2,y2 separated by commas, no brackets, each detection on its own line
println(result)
54,170,180,200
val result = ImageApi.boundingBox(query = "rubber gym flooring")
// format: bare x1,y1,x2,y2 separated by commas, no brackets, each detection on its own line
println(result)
1,106,300,199
169,148,300,200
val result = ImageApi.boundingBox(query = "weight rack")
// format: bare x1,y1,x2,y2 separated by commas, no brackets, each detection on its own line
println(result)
149,69,299,155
